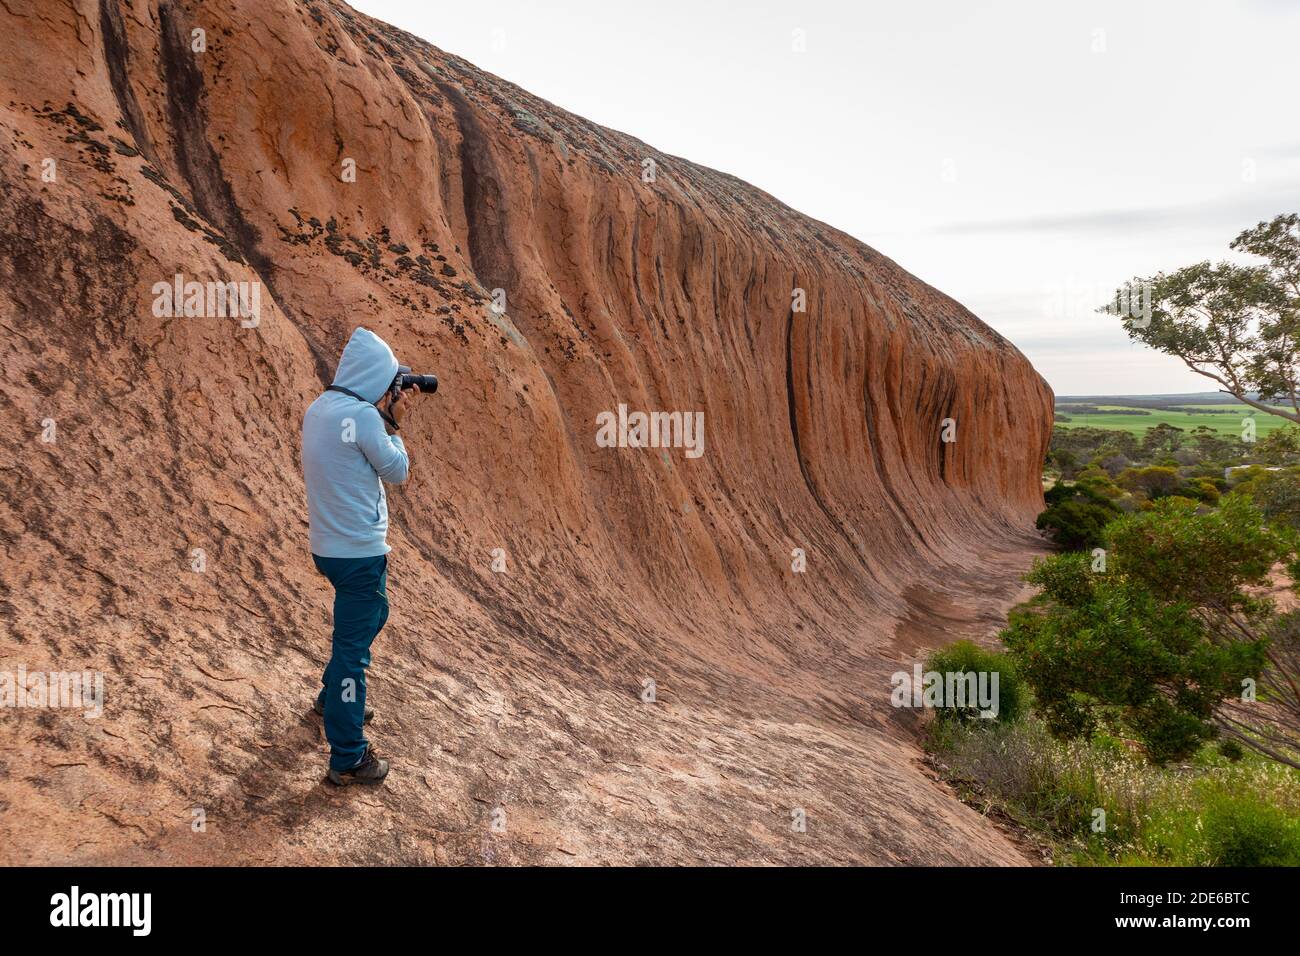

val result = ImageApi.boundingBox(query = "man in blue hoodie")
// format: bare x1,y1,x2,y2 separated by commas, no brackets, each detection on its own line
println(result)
302,327,421,785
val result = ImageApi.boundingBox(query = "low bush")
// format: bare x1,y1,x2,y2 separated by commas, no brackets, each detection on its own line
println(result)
924,640,1025,724
1036,482,1121,550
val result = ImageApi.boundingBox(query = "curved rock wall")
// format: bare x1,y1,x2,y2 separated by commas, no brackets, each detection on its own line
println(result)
0,0,1051,864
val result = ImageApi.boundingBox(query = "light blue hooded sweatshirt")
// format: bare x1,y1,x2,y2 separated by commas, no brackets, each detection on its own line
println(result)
302,328,410,558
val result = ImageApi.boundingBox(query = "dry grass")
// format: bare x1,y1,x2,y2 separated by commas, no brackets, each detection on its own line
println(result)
929,717,1300,865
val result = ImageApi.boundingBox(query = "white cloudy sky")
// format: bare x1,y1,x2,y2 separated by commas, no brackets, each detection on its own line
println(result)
353,0,1300,395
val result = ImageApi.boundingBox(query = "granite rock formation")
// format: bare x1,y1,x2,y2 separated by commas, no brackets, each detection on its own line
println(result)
0,0,1052,864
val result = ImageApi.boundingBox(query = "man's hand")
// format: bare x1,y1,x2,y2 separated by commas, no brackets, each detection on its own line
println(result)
387,389,418,428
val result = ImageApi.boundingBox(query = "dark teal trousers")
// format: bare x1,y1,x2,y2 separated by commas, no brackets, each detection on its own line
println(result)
313,553,389,771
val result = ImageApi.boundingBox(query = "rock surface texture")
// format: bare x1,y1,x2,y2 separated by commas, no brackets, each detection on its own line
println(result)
0,0,1052,864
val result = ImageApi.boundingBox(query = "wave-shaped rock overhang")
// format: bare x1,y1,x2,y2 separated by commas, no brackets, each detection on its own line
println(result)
0,0,1051,864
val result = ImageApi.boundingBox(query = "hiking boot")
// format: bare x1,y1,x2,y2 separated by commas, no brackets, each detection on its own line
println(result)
327,747,390,786
313,697,375,723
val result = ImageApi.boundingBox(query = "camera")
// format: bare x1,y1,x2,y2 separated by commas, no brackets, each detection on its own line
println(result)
397,373,438,394
388,365,438,404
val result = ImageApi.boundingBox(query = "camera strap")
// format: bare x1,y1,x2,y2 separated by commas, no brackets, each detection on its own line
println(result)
326,384,400,432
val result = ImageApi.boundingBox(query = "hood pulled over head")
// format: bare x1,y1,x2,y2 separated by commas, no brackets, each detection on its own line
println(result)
332,327,399,404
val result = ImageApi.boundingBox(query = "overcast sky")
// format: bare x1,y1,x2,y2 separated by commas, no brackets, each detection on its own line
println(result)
353,0,1300,395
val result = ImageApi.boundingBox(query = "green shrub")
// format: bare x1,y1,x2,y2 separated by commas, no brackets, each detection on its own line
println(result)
1227,464,1270,491
1043,481,1109,508
1128,697,1216,765
1118,465,1184,499
1078,475,1126,501
1108,494,1291,606
1036,482,1121,550
1200,788,1300,865
1245,467,1300,529
1005,496,1277,764
1254,424,1300,467
924,640,1025,724
1217,739,1244,762
1036,500,1114,550
1136,782,1300,866
1185,478,1221,504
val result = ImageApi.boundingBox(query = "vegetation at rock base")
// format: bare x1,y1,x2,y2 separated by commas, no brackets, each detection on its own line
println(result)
930,358,1300,862
923,640,1025,725
928,717,1300,866
1035,482,1122,550
1007,496,1285,765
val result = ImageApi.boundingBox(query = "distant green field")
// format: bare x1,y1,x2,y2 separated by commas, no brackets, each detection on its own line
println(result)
1055,403,1291,438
